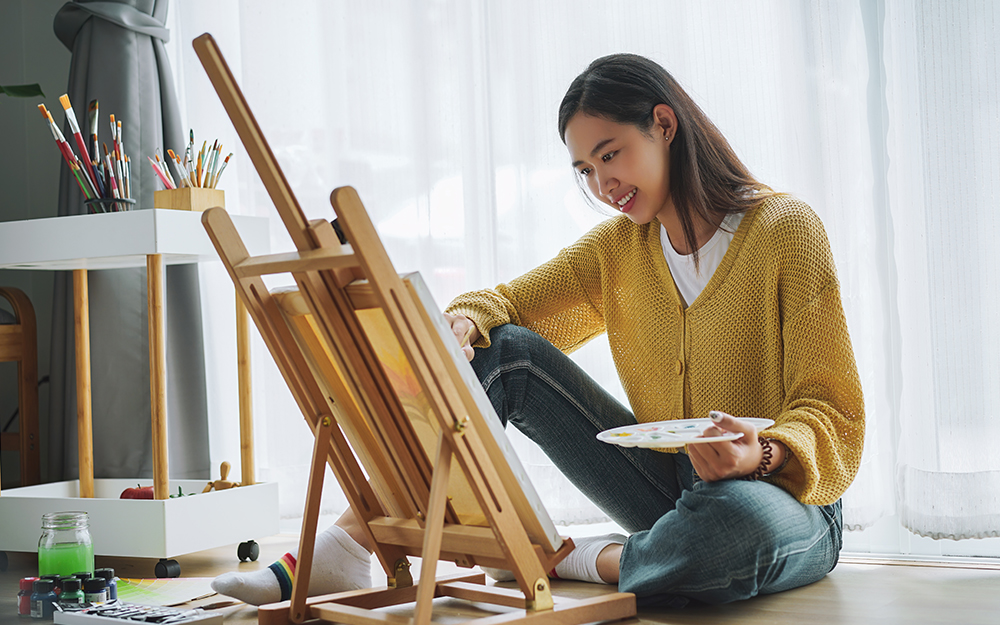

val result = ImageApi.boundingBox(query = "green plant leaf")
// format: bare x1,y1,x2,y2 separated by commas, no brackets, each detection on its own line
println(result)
0,84,45,98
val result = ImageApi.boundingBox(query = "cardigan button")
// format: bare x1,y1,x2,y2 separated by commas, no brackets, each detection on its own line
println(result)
675,360,684,375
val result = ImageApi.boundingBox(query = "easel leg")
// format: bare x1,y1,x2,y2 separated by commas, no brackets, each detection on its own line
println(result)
413,431,453,625
290,414,336,624
73,269,94,498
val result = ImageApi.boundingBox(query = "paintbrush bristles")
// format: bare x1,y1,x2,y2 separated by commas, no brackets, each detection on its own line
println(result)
58,94,82,134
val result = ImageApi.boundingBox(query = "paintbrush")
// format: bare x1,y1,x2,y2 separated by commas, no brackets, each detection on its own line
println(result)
155,151,175,188
59,94,100,191
459,325,476,347
148,155,175,190
103,143,122,208
38,104,76,169
88,100,99,162
166,149,189,187
211,153,232,188
206,140,220,186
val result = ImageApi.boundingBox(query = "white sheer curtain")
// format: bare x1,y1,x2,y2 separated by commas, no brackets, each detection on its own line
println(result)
162,0,999,555
884,1,1000,542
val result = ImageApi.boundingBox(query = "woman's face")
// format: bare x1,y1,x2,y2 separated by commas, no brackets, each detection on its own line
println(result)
564,110,673,225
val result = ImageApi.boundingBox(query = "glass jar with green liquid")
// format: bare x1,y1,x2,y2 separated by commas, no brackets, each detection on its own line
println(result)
37,512,94,577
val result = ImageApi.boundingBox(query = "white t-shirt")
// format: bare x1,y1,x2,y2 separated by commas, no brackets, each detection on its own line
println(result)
661,212,744,307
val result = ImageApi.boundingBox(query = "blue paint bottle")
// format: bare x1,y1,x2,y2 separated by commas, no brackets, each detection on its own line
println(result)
29,579,56,620
95,568,118,601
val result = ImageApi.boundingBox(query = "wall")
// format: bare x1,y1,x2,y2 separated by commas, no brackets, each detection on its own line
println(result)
0,0,72,485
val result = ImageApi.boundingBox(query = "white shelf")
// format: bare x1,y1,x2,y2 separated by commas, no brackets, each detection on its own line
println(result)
0,208,277,563
0,209,269,270
0,479,279,558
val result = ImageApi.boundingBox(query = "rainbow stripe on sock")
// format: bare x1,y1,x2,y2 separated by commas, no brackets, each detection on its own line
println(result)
269,552,297,601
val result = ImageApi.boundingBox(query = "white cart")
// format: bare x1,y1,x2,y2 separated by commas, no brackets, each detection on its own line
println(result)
0,209,278,576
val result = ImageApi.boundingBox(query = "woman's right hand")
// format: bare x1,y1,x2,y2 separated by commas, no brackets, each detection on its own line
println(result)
444,312,479,361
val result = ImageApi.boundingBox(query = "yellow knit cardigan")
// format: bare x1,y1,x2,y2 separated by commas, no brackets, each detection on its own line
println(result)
446,195,865,506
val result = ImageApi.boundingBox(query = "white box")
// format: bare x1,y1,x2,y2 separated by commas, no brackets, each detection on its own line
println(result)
0,479,278,558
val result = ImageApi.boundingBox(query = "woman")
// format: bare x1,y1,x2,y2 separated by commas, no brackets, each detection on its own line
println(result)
213,53,864,608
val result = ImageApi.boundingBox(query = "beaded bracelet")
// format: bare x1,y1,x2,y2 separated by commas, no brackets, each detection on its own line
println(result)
744,437,773,481
744,437,792,480
761,438,792,478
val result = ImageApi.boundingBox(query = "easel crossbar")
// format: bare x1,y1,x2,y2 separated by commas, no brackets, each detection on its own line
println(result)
234,246,359,278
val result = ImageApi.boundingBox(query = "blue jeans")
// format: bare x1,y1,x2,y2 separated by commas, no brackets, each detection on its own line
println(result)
471,325,842,607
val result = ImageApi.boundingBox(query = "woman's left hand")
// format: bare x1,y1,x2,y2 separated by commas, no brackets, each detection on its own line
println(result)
687,412,778,481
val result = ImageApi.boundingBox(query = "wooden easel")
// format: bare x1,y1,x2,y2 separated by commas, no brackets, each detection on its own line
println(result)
193,33,636,625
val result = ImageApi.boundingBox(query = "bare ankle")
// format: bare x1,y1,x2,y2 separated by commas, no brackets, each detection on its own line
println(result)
596,544,623,584
335,509,373,553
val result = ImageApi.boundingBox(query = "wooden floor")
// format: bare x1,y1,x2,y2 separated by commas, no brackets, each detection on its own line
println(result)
3,533,1000,624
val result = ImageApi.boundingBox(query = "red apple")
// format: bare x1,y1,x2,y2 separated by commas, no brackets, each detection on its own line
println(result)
120,484,154,499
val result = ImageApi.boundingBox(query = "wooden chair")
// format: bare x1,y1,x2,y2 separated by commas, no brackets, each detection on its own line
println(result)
0,286,41,489
192,33,636,625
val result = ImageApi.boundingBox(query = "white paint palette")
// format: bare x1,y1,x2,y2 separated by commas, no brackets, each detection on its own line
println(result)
597,416,775,448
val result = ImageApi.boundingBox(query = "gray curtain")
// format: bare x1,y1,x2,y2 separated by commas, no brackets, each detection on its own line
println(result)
49,0,209,481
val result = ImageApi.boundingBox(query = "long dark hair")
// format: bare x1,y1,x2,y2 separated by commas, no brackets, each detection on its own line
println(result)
558,54,773,266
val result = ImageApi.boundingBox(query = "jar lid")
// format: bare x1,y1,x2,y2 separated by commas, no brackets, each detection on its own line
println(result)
20,577,39,591
95,568,115,580
61,578,82,592
32,579,54,593
83,577,106,592
41,575,63,589
72,572,92,580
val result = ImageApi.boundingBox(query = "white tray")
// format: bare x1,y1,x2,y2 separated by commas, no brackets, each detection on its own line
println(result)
597,417,775,448
0,479,278,558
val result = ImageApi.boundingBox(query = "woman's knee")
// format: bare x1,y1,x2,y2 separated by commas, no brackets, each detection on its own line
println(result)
471,325,551,384
621,481,837,602
681,480,788,540
481,324,548,359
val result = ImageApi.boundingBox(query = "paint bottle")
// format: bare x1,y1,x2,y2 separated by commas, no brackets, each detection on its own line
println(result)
94,568,118,601
58,578,85,609
37,512,94,578
82,577,107,604
18,577,38,618
29,579,57,620
39,575,62,596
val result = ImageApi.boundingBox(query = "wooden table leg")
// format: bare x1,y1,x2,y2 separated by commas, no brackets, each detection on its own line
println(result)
236,292,255,486
147,254,169,500
73,269,95,498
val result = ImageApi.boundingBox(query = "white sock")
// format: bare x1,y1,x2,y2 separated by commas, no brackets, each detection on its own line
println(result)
481,533,627,585
552,534,626,584
480,566,516,583
211,525,371,605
